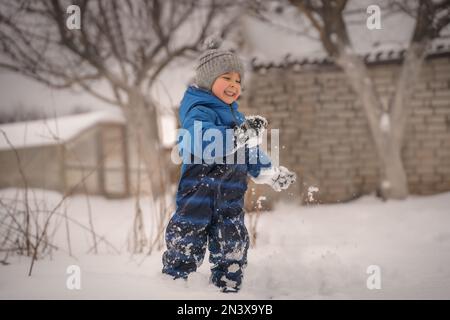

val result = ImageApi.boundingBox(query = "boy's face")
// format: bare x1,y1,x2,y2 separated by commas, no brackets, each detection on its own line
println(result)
211,71,241,105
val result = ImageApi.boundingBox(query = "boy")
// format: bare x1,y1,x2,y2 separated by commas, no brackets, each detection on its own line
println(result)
162,38,296,292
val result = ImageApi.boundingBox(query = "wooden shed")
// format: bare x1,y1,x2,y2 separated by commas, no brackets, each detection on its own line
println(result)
0,110,150,198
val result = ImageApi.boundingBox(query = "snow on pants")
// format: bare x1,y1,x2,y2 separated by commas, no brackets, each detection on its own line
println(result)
162,163,250,290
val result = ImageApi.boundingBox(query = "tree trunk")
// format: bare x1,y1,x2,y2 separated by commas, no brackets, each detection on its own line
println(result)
391,40,429,146
336,50,408,199
124,89,169,199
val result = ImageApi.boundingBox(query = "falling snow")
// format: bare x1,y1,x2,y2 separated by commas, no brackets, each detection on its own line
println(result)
308,186,319,202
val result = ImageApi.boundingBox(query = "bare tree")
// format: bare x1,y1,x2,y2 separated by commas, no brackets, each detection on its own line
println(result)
0,0,243,199
0,0,247,253
252,0,450,199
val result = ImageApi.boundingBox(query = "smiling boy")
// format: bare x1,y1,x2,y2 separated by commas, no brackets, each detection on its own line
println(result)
162,38,296,292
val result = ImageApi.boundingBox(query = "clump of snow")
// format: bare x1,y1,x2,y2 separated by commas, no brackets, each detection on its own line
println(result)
184,243,193,256
228,263,240,273
256,196,267,210
220,276,238,290
307,186,319,202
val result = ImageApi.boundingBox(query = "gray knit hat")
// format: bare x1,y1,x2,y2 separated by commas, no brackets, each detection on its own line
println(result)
195,37,244,90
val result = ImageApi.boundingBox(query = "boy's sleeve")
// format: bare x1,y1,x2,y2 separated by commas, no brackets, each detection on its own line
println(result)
178,105,234,160
246,146,272,178
232,109,272,177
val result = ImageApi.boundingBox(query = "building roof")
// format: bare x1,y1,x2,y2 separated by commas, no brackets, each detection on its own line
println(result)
250,41,450,70
0,110,125,151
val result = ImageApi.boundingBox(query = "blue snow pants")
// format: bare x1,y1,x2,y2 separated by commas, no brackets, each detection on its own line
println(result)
162,162,249,291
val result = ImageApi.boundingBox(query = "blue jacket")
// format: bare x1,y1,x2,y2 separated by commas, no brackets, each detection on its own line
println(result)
177,86,271,178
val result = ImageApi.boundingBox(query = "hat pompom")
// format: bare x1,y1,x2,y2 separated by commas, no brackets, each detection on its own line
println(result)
203,35,222,50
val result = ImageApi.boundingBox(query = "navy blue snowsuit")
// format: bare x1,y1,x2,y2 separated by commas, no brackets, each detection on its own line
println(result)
162,86,271,290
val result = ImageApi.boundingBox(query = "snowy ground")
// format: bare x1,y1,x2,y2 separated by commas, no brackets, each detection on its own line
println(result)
1,188,450,300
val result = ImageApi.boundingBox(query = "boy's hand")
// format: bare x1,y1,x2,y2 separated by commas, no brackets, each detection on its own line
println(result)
245,115,268,133
270,166,296,192
233,115,268,149
250,166,296,192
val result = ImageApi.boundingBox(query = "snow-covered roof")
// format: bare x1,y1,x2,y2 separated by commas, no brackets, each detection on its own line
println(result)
240,7,450,70
0,110,125,151
250,41,450,70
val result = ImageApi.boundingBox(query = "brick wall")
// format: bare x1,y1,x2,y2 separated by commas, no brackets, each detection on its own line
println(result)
240,55,450,204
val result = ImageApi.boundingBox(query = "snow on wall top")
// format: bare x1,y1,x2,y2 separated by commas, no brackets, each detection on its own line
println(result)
250,41,450,70
0,110,125,151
